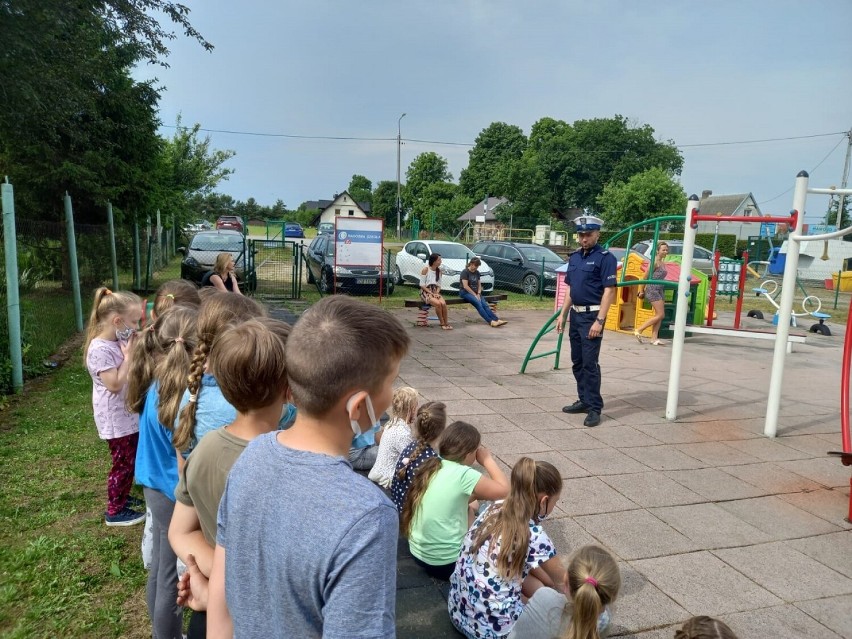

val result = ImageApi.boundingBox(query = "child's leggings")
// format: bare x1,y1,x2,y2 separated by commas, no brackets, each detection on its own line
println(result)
106,432,139,516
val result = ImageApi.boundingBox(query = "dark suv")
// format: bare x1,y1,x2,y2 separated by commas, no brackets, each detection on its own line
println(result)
305,235,394,295
472,241,565,295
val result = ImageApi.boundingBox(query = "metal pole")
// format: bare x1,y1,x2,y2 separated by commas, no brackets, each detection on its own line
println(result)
172,214,177,256
106,202,119,290
2,178,23,392
765,171,809,437
396,112,406,239
835,130,851,229
665,194,700,420
133,217,141,290
63,193,84,332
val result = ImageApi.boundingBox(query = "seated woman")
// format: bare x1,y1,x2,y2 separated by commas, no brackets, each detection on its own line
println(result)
201,253,243,295
460,257,506,328
420,253,451,330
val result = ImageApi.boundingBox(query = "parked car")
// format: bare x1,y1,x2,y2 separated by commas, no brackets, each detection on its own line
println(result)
216,215,244,233
631,240,715,274
284,222,305,238
394,240,494,293
305,235,394,295
317,222,335,236
183,219,212,233
472,241,565,295
180,230,247,284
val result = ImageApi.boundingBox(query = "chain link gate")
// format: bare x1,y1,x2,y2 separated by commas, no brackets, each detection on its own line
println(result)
247,239,303,299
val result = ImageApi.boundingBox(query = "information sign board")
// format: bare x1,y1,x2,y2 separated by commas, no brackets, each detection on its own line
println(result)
334,218,384,266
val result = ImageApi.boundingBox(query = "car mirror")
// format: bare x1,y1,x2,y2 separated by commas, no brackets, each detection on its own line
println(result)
416,253,428,261
514,257,523,264
177,247,186,255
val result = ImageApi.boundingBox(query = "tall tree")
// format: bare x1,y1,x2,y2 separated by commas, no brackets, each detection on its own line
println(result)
347,174,373,208
459,122,527,201
597,167,687,229
372,180,400,230
405,152,452,204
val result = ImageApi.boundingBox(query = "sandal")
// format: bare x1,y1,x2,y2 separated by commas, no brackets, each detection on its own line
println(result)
634,330,644,344
441,325,453,331
652,339,665,346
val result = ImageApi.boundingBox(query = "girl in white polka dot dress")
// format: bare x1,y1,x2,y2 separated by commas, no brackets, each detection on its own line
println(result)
390,402,447,511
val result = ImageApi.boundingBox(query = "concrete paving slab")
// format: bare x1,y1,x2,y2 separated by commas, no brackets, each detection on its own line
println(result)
601,472,705,509
575,510,697,560
713,542,852,601
586,425,664,448
664,468,766,501
719,461,823,494
788,531,852,579
558,477,638,516
464,413,518,434
480,431,550,455
650,503,773,548
631,551,782,616
607,563,690,635
674,441,761,466
778,458,852,488
438,398,495,416
686,421,761,440
498,450,590,479
395,585,458,639
481,398,545,414
779,433,843,456
794,594,852,638
723,436,814,462
633,423,718,444
621,445,708,471
544,517,600,553
720,604,844,639
780,489,852,530
608,628,678,639
533,428,608,451
718,496,842,540
504,384,566,399
416,387,475,401
564,447,653,476
506,412,581,432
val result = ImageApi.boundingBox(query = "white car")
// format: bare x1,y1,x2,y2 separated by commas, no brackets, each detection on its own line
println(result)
394,240,495,293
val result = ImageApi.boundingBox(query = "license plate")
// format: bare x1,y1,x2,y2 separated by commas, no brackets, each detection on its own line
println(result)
356,278,376,285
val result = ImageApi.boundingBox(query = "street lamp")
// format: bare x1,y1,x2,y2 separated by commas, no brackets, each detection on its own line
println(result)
396,113,406,239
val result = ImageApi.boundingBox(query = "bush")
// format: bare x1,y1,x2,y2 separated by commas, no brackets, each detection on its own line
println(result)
601,230,737,257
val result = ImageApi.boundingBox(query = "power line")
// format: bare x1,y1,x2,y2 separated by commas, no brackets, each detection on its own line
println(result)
757,134,847,205
678,131,844,148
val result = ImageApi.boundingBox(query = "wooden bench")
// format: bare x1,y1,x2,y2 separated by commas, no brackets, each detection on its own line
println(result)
404,294,508,326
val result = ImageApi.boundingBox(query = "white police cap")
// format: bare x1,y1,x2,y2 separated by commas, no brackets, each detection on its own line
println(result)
573,215,604,232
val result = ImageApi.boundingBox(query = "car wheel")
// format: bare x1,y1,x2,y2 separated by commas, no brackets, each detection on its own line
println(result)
394,265,403,285
522,273,540,296
320,270,333,294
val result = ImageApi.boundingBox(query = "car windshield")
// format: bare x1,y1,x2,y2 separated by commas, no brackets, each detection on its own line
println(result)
190,235,243,252
286,224,299,229
430,244,473,260
519,246,563,262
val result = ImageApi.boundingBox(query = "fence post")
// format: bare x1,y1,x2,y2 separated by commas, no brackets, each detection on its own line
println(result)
106,202,119,290
133,216,141,290
155,209,162,268
2,178,23,392
171,214,177,256
63,193,84,332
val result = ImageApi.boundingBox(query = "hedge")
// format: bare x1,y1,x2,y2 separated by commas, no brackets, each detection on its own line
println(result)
601,231,738,258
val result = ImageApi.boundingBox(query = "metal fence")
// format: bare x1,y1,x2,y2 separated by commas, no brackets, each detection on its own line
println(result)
248,239,302,299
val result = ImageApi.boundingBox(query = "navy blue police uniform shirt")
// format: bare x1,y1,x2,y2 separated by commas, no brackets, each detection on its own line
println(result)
565,244,618,306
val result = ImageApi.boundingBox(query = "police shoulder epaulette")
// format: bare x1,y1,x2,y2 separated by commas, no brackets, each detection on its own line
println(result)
600,250,609,255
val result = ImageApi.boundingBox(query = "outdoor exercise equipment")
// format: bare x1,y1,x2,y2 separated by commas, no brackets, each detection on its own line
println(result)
749,279,831,335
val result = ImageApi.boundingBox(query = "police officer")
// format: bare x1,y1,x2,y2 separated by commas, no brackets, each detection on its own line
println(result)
555,216,617,427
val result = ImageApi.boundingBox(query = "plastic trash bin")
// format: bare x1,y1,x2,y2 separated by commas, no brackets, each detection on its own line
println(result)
767,247,786,275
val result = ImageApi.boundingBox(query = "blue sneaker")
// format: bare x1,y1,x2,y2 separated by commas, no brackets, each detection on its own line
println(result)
105,507,146,527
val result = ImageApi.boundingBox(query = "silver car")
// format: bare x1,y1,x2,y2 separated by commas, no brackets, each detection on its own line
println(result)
180,230,247,284
631,240,715,275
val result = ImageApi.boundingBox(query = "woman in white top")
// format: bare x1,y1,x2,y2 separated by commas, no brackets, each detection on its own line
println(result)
368,387,419,488
420,253,452,330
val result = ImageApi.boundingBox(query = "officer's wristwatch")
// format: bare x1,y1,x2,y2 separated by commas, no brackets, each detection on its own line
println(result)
595,317,605,325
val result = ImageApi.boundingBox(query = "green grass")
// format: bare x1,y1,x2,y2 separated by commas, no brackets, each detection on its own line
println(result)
0,363,148,638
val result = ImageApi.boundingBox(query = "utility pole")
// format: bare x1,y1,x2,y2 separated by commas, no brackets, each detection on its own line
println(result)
396,113,406,239
835,128,852,229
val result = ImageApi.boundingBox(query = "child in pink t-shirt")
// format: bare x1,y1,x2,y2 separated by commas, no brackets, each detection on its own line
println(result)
84,287,145,527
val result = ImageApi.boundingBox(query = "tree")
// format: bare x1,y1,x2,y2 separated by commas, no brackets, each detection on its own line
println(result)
269,199,287,219
411,182,473,234
405,152,452,204
372,181,400,230
348,174,373,208
824,196,851,239
459,122,527,201
597,167,687,229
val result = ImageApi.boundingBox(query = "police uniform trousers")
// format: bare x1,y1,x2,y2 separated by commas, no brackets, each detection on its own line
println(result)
568,309,603,412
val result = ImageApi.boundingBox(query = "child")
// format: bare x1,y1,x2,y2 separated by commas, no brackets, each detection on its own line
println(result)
402,421,510,580
152,279,201,319
368,386,419,488
172,292,265,454
84,287,146,527
508,545,621,639
390,401,447,511
169,317,290,639
674,617,738,639
207,296,410,638
127,306,198,639
448,457,565,639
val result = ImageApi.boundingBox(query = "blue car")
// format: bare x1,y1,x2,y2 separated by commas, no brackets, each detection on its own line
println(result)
284,223,304,238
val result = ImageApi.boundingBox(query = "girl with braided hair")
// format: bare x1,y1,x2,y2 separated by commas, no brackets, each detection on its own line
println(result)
151,279,200,320
172,292,265,455
390,401,447,511
508,545,621,639
674,617,738,639
449,457,565,639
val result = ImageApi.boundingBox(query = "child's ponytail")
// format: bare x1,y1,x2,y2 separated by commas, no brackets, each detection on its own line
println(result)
155,307,198,431
395,401,446,481
400,421,480,537
564,546,620,639
125,325,161,413
473,458,561,580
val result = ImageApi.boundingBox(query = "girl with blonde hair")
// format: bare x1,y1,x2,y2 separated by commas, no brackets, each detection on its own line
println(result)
84,286,145,527
449,457,565,639
368,386,419,488
508,545,621,639
634,241,669,345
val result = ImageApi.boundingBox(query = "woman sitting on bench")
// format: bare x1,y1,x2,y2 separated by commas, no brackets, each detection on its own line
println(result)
460,257,506,328
421,253,452,330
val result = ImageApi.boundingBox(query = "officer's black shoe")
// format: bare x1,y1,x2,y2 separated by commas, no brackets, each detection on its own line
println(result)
562,401,590,414
584,411,601,427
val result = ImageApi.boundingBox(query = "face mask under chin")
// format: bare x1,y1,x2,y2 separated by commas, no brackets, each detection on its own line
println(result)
347,393,379,437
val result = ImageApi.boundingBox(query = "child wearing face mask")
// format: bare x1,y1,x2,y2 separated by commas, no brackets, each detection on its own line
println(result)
169,318,290,639
84,286,146,527
401,422,509,580
206,296,410,639
449,458,565,639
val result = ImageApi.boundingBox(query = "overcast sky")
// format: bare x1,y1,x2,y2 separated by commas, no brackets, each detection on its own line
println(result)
139,0,852,222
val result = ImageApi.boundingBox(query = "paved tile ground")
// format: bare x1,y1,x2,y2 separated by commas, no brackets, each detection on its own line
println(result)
388,304,852,638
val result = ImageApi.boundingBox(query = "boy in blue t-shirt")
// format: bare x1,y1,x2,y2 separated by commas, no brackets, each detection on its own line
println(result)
207,296,410,639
